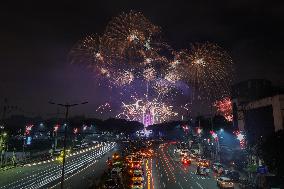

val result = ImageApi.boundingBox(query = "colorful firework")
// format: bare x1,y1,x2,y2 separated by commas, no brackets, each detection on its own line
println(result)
71,11,235,125
70,34,106,66
112,70,135,86
164,68,181,84
213,97,233,122
71,11,171,89
116,96,178,126
103,11,163,67
175,43,234,101
69,34,117,82
96,102,112,114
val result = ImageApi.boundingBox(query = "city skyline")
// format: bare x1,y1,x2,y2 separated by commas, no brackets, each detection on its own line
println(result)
1,1,283,118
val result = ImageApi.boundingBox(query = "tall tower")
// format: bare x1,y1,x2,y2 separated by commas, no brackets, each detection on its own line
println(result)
143,108,153,127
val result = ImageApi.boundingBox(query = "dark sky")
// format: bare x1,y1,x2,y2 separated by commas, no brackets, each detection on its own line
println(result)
0,0,284,118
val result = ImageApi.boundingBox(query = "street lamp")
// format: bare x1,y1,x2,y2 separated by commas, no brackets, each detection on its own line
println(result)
0,132,8,167
49,101,88,189
210,130,220,161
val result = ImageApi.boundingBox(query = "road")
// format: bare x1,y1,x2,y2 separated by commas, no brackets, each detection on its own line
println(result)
0,142,116,189
145,142,219,189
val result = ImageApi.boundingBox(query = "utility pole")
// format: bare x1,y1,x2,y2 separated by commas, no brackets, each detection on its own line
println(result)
49,101,88,189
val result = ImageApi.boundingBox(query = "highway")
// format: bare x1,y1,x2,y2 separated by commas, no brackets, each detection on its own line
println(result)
0,142,116,189
145,142,219,189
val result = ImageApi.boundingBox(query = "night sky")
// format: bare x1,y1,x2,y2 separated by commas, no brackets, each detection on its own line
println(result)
1,1,284,118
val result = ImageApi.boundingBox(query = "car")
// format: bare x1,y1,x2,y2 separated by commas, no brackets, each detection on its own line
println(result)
129,167,143,175
198,159,210,168
112,152,120,160
217,177,234,188
132,172,144,181
181,156,191,165
175,146,182,153
131,181,143,189
196,166,210,176
128,161,142,169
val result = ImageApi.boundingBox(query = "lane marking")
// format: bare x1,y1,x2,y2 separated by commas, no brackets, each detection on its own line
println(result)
196,181,204,189
178,182,184,189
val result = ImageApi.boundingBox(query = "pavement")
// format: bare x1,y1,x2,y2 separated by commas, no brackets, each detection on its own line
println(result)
0,142,116,189
145,142,220,189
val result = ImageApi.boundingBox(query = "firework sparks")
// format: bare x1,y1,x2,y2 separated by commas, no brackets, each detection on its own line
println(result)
71,11,235,124
103,11,161,66
70,34,107,65
164,69,181,84
175,43,234,101
112,70,135,86
96,102,112,114
143,67,156,81
153,79,172,96
213,97,233,121
71,11,172,89
117,97,178,126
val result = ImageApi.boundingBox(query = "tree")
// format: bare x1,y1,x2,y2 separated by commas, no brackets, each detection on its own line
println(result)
259,130,284,176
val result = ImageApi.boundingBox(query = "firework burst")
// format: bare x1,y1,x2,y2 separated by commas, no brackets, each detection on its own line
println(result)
71,11,235,125
175,43,234,101
70,34,106,65
116,96,178,125
213,97,233,121
103,11,161,66
96,102,112,114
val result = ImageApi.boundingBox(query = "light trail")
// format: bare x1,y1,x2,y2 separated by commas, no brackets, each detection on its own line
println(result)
158,144,177,183
0,142,116,189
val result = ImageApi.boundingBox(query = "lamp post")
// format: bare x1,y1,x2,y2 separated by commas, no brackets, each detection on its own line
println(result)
49,101,88,189
53,124,60,150
210,130,220,161
0,132,7,167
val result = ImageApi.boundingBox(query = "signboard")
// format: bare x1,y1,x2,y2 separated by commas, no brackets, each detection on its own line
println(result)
257,165,268,174
26,136,32,145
